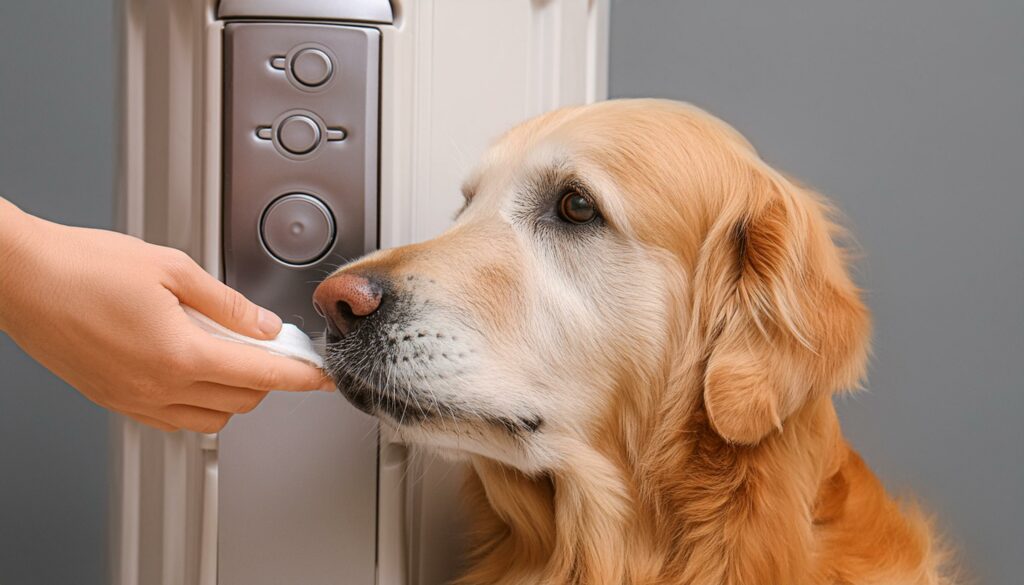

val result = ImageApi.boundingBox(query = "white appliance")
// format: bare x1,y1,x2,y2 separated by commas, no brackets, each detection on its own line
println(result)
111,1,609,584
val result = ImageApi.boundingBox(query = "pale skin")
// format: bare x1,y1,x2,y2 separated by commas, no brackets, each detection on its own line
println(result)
0,197,332,433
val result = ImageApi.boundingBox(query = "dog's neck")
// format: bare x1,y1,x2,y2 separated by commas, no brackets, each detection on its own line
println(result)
459,383,847,585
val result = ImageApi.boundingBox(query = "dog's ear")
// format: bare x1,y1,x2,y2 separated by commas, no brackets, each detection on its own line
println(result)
692,168,870,445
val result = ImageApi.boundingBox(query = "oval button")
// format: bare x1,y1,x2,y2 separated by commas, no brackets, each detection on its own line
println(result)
277,115,321,155
290,48,333,87
261,194,335,265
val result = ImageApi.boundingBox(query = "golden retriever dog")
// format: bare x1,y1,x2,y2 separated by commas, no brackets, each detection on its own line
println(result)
313,99,954,585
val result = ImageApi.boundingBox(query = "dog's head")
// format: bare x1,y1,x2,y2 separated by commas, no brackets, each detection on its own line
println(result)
315,99,869,473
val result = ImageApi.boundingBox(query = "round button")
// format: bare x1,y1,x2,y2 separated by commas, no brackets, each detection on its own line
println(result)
261,194,335,265
290,48,333,88
276,115,321,155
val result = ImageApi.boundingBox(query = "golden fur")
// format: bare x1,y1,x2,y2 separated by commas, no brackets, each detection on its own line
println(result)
326,99,955,584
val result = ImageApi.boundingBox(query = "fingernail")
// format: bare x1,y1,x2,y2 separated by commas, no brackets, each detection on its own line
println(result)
257,309,282,336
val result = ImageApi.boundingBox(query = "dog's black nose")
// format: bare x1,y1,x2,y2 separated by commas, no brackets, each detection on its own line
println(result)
313,272,383,338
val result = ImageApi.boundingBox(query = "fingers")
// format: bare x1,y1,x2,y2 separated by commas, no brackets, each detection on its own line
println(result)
194,336,332,392
125,412,178,432
158,404,233,434
126,407,227,434
163,250,282,339
176,382,269,414
123,385,267,433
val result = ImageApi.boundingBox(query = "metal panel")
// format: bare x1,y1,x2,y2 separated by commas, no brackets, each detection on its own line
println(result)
219,0,393,24
219,22,380,585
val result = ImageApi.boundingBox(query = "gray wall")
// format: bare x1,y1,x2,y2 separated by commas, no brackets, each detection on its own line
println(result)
0,1,115,584
609,1,1022,583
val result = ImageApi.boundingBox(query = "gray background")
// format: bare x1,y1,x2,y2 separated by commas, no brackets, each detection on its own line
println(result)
0,1,1020,584
0,1,115,584
609,1,1023,583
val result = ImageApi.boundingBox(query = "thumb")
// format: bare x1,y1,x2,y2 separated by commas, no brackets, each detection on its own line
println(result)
165,252,282,339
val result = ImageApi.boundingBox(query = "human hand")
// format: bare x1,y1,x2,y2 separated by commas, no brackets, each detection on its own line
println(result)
0,199,331,432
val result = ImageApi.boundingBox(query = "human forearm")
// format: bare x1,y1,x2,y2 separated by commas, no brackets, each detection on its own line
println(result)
0,197,39,332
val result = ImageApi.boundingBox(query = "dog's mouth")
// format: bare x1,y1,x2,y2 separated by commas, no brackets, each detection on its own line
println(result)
335,371,442,424
332,369,544,437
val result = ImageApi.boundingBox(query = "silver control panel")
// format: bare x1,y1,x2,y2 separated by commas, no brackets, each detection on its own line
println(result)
219,21,381,585
223,22,379,330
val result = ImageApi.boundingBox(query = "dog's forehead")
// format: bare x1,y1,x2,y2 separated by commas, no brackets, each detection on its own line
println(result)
470,100,750,251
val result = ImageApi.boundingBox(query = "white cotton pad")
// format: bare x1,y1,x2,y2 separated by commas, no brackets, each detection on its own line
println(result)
183,305,325,370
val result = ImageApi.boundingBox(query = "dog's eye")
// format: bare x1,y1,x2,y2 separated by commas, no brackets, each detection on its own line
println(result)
558,190,598,224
